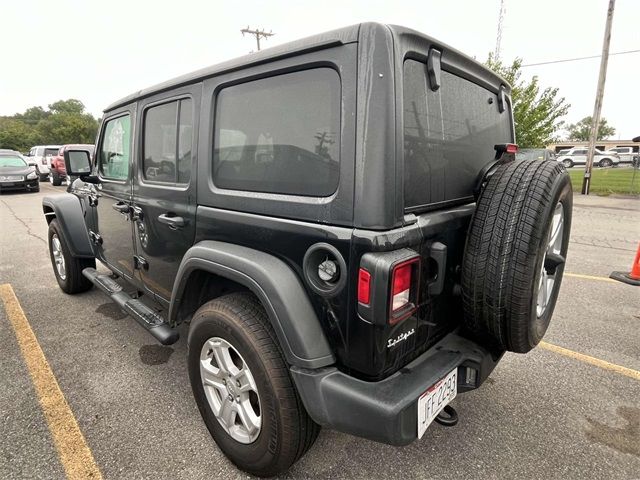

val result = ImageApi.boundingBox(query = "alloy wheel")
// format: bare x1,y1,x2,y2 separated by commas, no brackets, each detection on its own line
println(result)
51,234,67,280
200,337,261,444
536,202,565,317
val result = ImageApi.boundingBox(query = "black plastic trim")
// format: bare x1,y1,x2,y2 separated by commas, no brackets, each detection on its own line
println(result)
170,241,336,369
291,331,503,445
42,194,94,258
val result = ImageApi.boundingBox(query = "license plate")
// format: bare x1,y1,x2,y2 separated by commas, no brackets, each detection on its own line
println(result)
417,368,457,439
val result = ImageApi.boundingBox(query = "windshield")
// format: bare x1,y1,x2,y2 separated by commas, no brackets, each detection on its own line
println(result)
0,156,27,167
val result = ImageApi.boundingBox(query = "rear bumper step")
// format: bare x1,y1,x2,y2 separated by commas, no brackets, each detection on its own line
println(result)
83,267,179,345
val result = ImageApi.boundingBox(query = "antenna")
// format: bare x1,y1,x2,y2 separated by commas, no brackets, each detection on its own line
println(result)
494,0,506,60
240,26,275,52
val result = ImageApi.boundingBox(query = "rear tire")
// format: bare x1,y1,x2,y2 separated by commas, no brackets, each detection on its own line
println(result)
51,172,62,186
462,160,572,353
562,159,573,168
188,293,319,477
48,219,95,294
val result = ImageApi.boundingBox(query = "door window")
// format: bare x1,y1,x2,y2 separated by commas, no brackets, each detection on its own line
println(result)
142,98,192,185
99,115,131,180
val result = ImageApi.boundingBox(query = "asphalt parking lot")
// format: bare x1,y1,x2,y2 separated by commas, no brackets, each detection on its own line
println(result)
1,182,639,479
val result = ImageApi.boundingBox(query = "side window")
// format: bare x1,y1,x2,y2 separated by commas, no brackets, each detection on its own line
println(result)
142,98,192,185
99,114,131,180
213,68,340,197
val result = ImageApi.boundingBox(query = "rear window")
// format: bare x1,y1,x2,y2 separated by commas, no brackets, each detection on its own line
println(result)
45,148,58,157
213,68,340,197
403,60,513,209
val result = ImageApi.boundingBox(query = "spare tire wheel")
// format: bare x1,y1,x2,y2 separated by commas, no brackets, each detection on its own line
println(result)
462,160,572,353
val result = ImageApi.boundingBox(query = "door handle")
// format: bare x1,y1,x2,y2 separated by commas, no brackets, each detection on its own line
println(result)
158,213,185,229
112,202,130,214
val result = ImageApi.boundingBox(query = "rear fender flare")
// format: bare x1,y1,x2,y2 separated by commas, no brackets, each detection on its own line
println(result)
170,241,336,369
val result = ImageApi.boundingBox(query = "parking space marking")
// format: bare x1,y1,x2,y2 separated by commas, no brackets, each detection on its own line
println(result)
539,341,640,381
564,272,617,283
0,284,102,480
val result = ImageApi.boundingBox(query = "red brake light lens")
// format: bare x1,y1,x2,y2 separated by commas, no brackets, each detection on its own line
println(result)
389,257,420,324
357,268,371,304
506,143,518,154
392,263,412,309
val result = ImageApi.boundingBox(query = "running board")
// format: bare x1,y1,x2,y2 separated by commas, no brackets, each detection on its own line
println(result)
82,267,179,345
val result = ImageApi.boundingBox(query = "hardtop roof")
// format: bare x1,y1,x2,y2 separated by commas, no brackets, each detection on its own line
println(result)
105,22,510,112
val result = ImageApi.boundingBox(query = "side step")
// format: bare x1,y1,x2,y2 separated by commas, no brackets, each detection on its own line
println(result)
83,267,179,345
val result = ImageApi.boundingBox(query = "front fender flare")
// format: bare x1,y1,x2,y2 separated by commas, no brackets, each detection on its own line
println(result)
42,194,94,258
170,241,335,369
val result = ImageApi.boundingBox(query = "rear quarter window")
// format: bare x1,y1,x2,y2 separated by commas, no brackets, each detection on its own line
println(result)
212,68,340,197
403,60,513,209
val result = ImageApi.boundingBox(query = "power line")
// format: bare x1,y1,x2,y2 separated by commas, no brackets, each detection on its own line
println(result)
521,48,639,67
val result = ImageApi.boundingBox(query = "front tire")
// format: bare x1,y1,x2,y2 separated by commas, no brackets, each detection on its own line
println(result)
562,159,574,168
188,293,319,477
48,219,95,294
598,158,613,168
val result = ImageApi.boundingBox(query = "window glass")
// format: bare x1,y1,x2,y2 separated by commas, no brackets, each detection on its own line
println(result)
143,102,177,183
213,68,340,197
177,99,192,184
403,60,512,208
99,114,131,180
143,98,192,184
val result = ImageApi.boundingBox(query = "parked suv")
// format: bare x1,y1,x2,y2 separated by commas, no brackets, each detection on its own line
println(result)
49,144,95,186
26,145,61,180
43,23,572,477
556,147,619,168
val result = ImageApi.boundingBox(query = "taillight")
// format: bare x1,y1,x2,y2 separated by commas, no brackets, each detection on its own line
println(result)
357,268,371,304
391,263,412,310
389,257,420,324
506,143,518,154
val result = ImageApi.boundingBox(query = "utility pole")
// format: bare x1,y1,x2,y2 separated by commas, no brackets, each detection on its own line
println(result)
240,26,275,51
582,0,616,195
494,0,506,60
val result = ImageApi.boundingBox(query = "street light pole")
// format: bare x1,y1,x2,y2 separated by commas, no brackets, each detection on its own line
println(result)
582,0,616,195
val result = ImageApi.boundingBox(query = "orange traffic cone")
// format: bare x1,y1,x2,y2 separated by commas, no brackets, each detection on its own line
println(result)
610,243,640,286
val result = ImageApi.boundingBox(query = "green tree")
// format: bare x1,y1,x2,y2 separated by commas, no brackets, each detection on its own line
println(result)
486,56,570,148
0,99,99,151
566,116,616,141
48,99,86,115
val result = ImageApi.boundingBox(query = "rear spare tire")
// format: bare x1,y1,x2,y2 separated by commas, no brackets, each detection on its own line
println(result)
462,160,572,353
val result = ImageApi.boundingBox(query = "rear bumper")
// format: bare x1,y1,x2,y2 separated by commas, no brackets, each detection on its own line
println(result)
291,331,503,446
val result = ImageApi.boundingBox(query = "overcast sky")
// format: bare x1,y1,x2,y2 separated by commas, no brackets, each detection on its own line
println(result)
2,0,638,139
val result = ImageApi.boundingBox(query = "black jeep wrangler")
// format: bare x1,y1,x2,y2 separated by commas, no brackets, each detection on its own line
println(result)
43,23,572,477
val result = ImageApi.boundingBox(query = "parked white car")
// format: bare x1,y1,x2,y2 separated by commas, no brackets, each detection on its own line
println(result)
607,146,635,164
556,147,619,168
25,145,61,180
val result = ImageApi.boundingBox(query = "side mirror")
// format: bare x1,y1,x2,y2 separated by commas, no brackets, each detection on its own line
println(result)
63,149,99,183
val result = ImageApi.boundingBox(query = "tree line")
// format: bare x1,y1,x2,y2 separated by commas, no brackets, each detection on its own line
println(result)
0,99,99,152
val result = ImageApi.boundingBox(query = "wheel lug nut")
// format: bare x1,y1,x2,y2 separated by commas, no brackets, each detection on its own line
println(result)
222,378,226,384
